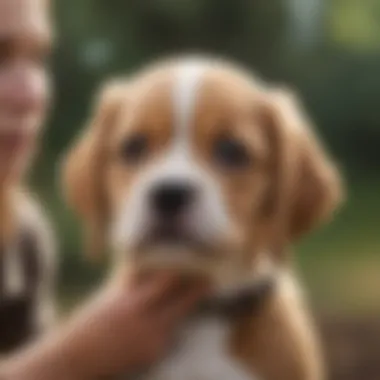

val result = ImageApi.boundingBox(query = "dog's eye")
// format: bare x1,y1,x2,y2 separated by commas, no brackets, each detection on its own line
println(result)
213,136,251,168
119,134,149,163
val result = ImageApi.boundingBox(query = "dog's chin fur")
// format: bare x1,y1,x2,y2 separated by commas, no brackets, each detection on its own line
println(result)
116,246,276,296
112,221,250,288
119,250,228,285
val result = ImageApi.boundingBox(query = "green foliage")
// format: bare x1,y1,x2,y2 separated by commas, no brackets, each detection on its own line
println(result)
329,0,380,51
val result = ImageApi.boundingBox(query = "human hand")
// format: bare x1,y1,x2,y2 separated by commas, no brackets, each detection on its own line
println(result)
61,273,210,378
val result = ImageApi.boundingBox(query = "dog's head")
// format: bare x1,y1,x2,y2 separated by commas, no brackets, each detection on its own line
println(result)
62,57,343,281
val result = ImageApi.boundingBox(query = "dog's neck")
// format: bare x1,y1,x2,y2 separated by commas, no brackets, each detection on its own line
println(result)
112,251,279,320
197,274,276,320
201,252,278,318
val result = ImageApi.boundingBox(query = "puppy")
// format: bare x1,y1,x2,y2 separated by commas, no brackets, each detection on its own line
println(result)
62,56,343,380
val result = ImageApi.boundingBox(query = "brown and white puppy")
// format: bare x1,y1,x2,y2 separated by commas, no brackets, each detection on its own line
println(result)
62,56,343,380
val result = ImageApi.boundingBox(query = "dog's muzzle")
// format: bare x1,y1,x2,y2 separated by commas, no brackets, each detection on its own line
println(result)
137,180,215,256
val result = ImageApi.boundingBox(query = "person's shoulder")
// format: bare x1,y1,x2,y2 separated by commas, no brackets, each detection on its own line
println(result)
14,188,57,268
15,188,54,236
15,189,58,328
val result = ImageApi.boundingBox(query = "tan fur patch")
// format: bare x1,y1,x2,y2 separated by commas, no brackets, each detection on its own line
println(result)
232,273,324,380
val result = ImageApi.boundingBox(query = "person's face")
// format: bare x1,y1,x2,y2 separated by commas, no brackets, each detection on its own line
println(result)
0,0,51,184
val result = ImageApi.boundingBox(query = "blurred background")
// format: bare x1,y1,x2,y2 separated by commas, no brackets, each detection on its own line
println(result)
31,1,380,379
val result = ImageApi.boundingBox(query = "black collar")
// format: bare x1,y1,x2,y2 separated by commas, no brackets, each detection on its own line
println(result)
197,276,276,320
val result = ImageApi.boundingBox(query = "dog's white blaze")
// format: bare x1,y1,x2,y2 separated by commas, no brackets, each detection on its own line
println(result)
171,61,207,153
142,61,208,180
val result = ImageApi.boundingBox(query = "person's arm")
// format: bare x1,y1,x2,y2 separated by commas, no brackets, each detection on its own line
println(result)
1,274,208,380
1,330,78,380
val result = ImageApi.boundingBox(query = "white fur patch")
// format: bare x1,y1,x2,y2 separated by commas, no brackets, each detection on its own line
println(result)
173,60,206,146
139,317,256,380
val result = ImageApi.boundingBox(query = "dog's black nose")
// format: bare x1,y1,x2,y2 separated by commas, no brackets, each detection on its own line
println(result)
151,182,196,218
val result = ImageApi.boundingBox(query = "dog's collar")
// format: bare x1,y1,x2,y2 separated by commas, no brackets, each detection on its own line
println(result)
197,276,276,320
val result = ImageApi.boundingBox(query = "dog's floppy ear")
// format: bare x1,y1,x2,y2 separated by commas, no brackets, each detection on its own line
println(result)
62,81,126,261
261,89,344,248
285,93,344,240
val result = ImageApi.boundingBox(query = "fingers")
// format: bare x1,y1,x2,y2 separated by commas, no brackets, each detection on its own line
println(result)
129,271,210,323
131,272,181,308
155,280,210,327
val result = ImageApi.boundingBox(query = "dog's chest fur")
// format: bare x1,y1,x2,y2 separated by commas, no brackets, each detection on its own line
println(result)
122,280,274,380
141,316,256,380
124,277,274,380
